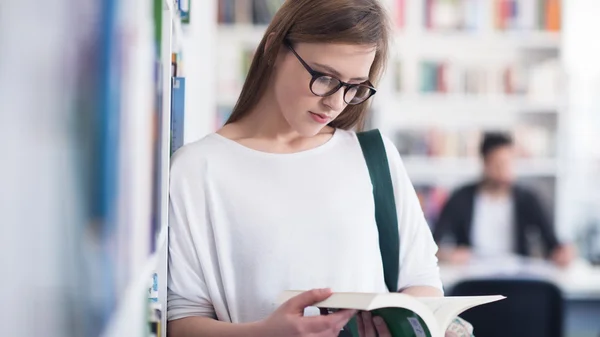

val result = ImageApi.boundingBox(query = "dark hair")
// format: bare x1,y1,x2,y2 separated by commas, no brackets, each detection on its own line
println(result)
480,132,513,158
225,0,391,131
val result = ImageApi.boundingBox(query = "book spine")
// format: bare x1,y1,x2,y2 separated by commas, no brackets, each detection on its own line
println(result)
424,0,433,29
538,0,546,30
179,0,190,23
546,0,560,31
397,0,405,28
170,77,186,155
494,0,503,30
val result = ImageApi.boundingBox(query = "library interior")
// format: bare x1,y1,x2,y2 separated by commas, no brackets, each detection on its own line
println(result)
2,0,600,337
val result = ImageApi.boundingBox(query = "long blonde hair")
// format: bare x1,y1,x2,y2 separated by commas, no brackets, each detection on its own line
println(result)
225,0,391,131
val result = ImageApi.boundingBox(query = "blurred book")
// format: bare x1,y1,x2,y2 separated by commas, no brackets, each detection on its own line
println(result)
396,0,406,29
418,60,530,95
218,0,284,25
395,126,554,158
496,0,561,31
424,0,561,32
178,0,190,24
170,77,185,156
415,185,450,227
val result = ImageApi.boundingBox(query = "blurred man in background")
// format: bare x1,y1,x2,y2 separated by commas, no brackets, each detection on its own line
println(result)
433,132,575,267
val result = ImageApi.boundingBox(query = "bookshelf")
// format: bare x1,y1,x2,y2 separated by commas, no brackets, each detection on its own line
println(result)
213,0,566,236
100,0,219,334
381,0,564,234
98,0,186,336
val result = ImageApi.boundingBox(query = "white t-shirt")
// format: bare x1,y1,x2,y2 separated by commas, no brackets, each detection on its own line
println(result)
167,129,443,324
470,193,514,257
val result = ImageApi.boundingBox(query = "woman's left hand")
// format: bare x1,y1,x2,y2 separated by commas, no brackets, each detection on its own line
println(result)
356,311,391,337
356,312,473,337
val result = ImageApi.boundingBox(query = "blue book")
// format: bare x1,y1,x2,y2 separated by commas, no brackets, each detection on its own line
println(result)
178,0,190,23
171,77,185,156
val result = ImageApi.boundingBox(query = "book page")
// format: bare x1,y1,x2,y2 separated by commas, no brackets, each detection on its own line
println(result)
343,308,433,337
415,296,505,329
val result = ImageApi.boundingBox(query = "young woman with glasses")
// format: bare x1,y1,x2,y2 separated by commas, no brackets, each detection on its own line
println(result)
167,1,470,336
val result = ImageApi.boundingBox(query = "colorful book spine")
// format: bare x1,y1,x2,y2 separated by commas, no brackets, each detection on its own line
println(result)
178,0,190,23
170,77,186,156
546,0,560,31
397,0,405,28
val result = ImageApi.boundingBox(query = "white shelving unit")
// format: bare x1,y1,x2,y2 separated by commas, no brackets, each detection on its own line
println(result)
369,0,566,235
403,157,558,184
213,0,568,238
155,2,174,337
102,0,176,336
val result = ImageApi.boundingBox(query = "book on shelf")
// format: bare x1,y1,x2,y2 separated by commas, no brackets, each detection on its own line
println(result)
495,0,561,31
178,0,190,24
415,185,450,227
412,58,560,102
418,60,527,96
395,128,482,158
279,290,504,337
396,0,406,29
170,77,186,155
424,0,561,32
218,0,284,25
394,126,555,159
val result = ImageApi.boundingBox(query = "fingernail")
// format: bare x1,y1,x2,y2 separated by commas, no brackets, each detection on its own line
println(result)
374,316,384,325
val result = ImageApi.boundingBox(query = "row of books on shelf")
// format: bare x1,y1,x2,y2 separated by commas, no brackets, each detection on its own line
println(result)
222,46,560,101
396,58,560,100
416,61,524,95
215,103,555,160
424,0,561,32
81,0,182,335
218,0,285,25
220,45,561,111
216,0,560,32
394,125,556,158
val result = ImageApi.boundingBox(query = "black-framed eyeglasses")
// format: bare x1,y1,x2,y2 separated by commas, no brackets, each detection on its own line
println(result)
285,41,377,105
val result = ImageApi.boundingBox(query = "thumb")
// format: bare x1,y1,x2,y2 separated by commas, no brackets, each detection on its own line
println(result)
284,288,333,312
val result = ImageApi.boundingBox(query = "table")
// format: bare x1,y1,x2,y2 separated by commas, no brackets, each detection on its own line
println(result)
439,256,600,337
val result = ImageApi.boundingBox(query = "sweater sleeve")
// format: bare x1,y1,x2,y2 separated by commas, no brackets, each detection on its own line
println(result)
167,148,216,321
381,135,444,293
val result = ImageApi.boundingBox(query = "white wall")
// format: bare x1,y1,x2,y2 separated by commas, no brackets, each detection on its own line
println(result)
182,0,218,143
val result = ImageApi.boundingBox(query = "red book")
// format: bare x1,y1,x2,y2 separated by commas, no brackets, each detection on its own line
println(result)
437,63,448,93
425,0,433,29
397,0,406,28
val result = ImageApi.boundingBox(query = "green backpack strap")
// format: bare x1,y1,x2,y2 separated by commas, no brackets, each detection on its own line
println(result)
357,129,400,293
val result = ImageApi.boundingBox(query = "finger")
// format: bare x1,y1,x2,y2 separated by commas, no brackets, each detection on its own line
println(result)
301,309,357,333
373,316,392,337
361,312,376,337
357,312,365,336
284,288,332,313
333,309,358,332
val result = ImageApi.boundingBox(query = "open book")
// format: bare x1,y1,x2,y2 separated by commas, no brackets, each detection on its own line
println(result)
278,291,505,337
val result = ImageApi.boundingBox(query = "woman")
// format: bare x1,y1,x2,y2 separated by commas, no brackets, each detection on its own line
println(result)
167,0,469,336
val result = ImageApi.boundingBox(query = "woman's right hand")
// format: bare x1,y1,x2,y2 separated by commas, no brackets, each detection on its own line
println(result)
258,288,357,337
